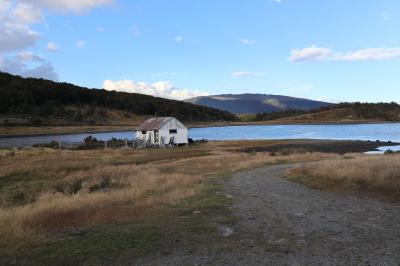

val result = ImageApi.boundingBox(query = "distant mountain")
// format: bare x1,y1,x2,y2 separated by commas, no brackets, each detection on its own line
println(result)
186,94,331,114
0,72,236,126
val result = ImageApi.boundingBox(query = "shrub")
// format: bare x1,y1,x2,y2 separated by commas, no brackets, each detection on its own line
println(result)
89,176,112,192
53,182,67,194
31,117,42,126
68,179,83,195
9,192,29,206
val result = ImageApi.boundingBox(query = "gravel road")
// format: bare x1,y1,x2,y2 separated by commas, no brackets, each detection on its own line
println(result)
138,164,400,265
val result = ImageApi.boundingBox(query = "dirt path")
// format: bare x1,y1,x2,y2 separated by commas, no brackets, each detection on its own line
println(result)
138,164,400,265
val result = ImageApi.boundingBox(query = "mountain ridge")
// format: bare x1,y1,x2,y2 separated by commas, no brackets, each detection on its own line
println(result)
186,93,331,114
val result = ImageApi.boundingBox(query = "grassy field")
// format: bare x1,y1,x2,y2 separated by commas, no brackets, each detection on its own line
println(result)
0,125,137,136
0,141,334,265
287,153,400,201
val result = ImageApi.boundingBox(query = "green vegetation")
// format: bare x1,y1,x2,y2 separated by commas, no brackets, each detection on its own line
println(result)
252,109,309,121
250,102,400,122
0,72,236,125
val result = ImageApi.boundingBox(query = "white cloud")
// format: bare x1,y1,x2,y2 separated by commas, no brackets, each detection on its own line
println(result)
0,22,40,52
0,0,12,13
269,0,282,3
240,38,256,45
26,0,114,13
132,25,141,36
0,2,42,53
380,11,389,22
23,61,58,80
0,0,113,80
289,46,333,63
231,71,255,77
18,51,44,61
289,45,400,63
175,36,183,43
0,52,58,80
231,70,267,77
335,47,400,61
46,42,59,52
12,3,43,23
103,79,209,100
75,40,88,48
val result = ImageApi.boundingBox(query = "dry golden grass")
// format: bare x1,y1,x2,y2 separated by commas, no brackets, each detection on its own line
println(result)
0,141,334,250
287,154,400,200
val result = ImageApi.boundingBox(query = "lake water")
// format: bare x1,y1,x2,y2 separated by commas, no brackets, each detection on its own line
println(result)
1,123,400,148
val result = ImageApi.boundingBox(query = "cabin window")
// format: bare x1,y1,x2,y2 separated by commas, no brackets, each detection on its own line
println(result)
169,129,177,134
142,131,147,134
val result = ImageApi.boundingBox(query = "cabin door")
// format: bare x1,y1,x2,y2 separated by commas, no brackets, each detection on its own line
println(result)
154,130,159,145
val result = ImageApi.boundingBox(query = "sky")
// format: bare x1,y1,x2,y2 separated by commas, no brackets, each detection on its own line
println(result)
0,0,399,102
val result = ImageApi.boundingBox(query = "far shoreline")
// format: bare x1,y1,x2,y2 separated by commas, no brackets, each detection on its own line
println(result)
0,120,399,138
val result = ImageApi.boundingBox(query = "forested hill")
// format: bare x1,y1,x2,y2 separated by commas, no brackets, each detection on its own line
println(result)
251,102,400,122
0,72,236,124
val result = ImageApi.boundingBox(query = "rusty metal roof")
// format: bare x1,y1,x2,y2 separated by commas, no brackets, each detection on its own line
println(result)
135,117,174,131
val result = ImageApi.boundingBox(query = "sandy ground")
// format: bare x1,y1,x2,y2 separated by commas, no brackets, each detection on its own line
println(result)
138,164,400,265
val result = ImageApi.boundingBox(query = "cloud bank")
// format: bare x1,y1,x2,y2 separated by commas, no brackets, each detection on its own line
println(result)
289,45,400,63
27,0,113,13
103,79,209,101
0,0,114,80
0,52,58,80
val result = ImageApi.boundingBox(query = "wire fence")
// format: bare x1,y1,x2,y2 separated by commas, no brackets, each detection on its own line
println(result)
55,139,146,150
33,137,199,150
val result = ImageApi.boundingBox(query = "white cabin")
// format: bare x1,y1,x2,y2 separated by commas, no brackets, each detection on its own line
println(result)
135,117,188,146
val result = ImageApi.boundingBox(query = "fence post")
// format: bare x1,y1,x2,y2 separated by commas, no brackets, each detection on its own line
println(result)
105,141,107,150
125,139,128,148
59,141,62,151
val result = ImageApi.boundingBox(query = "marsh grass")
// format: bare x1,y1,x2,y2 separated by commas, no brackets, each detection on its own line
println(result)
287,154,400,200
0,141,333,263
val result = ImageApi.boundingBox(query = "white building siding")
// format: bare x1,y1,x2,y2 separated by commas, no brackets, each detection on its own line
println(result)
135,117,188,146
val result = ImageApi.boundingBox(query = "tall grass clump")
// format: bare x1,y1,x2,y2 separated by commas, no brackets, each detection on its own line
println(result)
287,154,400,200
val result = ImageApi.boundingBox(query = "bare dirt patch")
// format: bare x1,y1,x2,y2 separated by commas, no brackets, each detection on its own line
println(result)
139,164,400,265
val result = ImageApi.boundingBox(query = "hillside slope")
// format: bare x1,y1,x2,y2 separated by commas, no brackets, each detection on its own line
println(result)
186,94,331,114
0,72,236,126
252,103,400,123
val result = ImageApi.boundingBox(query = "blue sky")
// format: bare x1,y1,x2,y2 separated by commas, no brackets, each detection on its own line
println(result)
1,0,399,102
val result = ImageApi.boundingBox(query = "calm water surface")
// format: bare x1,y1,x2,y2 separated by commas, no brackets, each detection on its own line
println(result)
1,123,400,148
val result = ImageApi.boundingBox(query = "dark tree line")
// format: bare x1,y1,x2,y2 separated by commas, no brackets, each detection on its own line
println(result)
0,72,237,122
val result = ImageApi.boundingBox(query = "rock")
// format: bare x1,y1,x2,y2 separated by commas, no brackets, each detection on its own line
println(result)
219,225,234,237
275,239,288,245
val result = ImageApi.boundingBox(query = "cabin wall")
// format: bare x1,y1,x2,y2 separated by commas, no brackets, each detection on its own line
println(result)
158,128,188,145
135,118,188,146
159,119,188,144
136,130,154,144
